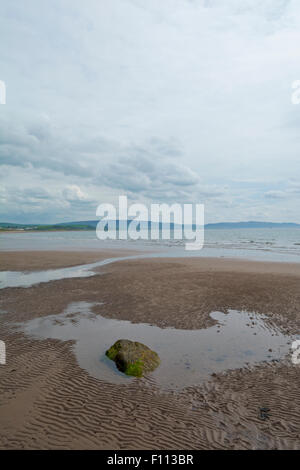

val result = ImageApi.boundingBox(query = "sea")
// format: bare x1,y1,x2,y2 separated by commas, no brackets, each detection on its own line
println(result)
1,227,300,263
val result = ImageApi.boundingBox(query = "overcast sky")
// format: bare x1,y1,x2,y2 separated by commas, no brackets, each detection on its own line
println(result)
1,0,300,223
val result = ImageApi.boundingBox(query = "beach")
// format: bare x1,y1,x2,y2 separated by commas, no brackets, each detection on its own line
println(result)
1,249,300,449
2,0,300,455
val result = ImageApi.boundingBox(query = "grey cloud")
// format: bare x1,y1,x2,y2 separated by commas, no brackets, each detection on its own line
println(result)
0,117,98,177
264,184,300,199
100,154,227,203
63,185,93,203
264,190,288,199
1,183,97,223
1,113,226,205
287,182,300,194
1,0,300,223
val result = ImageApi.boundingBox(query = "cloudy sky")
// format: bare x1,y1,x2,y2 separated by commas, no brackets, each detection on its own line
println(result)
1,0,300,223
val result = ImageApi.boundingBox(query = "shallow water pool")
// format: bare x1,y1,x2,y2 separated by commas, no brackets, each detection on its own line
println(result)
18,302,298,391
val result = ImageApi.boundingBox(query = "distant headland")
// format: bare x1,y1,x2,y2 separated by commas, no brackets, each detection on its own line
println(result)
1,220,300,232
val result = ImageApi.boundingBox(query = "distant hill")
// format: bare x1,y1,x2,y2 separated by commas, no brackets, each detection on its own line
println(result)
1,220,300,231
68,220,300,229
63,220,300,229
204,221,300,229
0,222,96,231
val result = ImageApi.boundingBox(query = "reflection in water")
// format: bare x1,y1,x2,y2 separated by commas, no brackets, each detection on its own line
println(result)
19,302,297,391
0,254,154,289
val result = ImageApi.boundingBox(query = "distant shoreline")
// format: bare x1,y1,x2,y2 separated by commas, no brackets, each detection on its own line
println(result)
0,229,95,233
1,225,300,233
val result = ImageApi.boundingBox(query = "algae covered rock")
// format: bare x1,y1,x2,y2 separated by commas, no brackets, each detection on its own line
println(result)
106,339,160,377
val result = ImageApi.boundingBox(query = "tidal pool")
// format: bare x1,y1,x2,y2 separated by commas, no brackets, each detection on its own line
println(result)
0,255,151,289
19,302,297,390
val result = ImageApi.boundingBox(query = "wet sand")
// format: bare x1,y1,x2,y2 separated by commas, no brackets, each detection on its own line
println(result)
1,251,300,449
0,249,137,272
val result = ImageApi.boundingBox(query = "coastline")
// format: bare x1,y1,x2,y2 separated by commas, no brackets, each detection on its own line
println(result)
0,249,139,272
0,250,300,449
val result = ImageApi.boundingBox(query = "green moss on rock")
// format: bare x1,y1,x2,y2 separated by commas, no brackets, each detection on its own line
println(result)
105,339,160,377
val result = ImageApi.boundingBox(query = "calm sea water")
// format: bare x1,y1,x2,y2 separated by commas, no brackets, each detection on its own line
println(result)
1,228,300,262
